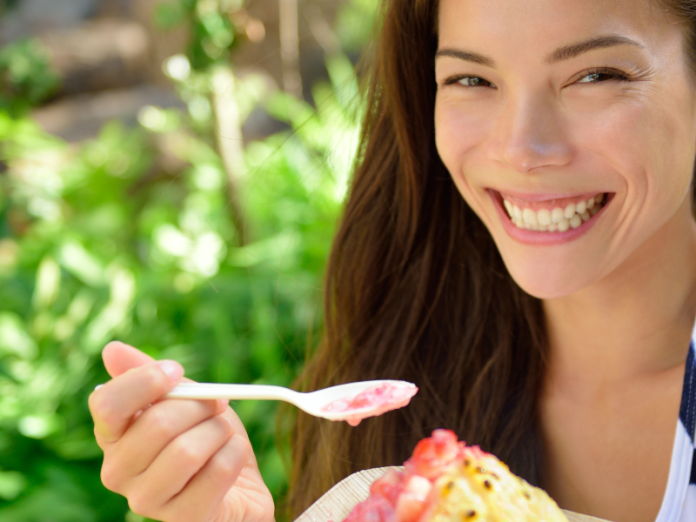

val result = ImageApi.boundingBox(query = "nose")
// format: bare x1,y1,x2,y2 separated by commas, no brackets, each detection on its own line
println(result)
488,92,573,174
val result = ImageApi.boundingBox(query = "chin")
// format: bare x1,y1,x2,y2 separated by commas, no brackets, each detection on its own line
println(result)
499,256,592,300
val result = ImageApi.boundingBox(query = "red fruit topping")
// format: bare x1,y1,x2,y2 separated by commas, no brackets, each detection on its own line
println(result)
395,476,432,522
370,470,405,505
404,429,463,479
345,430,569,522
345,494,395,522
321,383,418,426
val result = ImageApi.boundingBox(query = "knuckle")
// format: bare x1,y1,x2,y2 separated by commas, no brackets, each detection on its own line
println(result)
234,436,253,463
209,454,238,480
204,436,256,485
144,406,175,439
171,438,202,468
144,365,171,395
89,391,116,424
127,492,153,518
214,415,235,438
100,460,123,493
210,445,242,478
93,425,106,448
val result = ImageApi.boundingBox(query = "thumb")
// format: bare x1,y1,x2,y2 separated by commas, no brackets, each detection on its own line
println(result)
102,340,156,378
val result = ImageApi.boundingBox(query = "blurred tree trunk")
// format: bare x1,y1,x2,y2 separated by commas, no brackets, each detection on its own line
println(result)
211,66,248,246
279,0,302,98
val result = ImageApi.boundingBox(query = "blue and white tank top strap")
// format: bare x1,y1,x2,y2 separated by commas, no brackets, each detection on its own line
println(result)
656,328,696,522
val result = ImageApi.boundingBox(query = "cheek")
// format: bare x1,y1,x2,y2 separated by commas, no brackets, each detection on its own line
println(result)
572,95,694,213
434,97,492,182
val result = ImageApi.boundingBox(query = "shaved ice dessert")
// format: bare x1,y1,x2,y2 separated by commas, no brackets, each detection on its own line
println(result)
345,430,568,522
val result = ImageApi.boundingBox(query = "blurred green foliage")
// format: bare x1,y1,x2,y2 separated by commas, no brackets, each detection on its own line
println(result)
334,0,379,53
155,0,245,70
0,0,375,520
0,0,19,16
0,39,60,117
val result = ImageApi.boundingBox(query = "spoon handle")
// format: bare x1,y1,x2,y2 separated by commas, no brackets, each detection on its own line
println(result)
165,382,299,402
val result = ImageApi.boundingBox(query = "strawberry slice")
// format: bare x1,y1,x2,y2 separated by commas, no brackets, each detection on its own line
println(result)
404,429,464,479
395,475,432,522
369,469,405,505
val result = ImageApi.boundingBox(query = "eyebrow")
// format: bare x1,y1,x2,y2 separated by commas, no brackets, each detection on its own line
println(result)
435,35,645,68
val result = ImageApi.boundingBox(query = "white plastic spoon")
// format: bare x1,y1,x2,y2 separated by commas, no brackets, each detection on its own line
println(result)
164,379,418,425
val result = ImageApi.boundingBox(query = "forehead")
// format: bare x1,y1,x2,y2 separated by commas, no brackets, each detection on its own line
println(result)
437,0,678,55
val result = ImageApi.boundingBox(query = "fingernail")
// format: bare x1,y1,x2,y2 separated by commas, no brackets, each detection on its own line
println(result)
159,360,183,381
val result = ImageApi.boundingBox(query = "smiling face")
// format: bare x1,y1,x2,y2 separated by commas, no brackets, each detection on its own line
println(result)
434,0,696,298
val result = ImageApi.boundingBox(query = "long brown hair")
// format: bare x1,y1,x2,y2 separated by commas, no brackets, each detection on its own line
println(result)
285,0,696,517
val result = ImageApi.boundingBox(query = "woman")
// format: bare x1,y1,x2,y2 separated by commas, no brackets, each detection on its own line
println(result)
89,0,696,521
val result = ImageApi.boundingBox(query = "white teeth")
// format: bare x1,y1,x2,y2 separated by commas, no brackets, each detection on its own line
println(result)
551,208,565,223
503,193,606,233
522,208,538,226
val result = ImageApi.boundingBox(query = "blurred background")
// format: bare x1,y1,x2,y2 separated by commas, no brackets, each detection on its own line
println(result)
0,0,376,519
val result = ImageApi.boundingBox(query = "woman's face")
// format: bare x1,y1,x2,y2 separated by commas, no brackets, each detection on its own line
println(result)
434,0,696,298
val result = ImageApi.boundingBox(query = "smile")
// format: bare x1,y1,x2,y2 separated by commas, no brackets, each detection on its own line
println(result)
498,192,608,233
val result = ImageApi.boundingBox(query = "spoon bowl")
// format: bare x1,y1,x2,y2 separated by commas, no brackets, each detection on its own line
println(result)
164,379,418,424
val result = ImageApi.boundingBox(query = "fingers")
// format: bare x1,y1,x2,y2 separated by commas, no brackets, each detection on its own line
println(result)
163,434,254,521
106,396,227,478
103,341,156,377
121,415,246,519
91,342,273,522
89,359,184,444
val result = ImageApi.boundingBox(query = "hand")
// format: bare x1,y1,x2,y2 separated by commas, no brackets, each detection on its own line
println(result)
89,341,275,522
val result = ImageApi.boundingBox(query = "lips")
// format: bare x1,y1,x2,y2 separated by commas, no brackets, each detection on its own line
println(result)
500,192,606,232
487,189,612,244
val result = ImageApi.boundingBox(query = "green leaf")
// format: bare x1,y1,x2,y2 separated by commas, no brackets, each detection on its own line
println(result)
0,313,37,360
0,470,27,501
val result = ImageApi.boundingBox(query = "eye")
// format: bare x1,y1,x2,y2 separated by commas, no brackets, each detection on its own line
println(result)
576,67,631,84
442,75,495,88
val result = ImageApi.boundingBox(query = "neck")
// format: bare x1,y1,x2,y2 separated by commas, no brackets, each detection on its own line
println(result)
542,200,696,395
